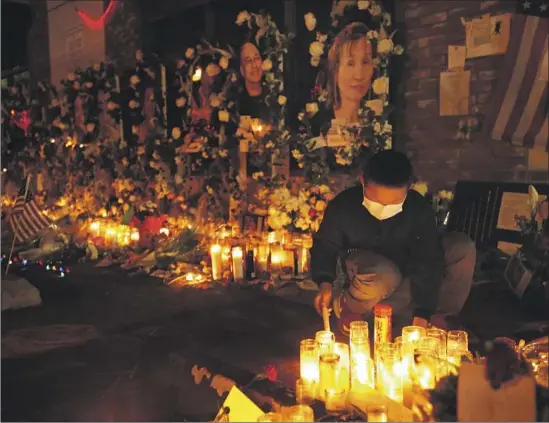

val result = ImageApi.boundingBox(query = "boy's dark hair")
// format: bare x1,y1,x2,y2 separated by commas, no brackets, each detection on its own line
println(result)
363,150,413,187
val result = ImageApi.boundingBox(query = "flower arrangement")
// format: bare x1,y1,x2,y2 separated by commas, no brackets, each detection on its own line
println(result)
514,185,549,267
258,184,334,233
293,0,403,182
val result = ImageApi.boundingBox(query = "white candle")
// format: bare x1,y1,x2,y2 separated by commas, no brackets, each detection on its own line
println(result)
210,244,222,280
296,246,310,275
232,246,244,281
270,244,283,272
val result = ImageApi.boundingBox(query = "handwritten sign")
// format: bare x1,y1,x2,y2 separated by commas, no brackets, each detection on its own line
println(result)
439,71,471,116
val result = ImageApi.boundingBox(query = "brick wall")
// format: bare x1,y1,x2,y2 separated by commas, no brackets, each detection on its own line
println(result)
27,0,50,83
394,0,548,191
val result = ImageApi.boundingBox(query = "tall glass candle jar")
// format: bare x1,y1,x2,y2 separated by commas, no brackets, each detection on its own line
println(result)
350,338,374,391
378,343,404,403
315,330,335,356
300,339,319,383
270,244,283,273
231,246,245,281
319,353,340,401
284,405,314,422
325,387,347,414
374,304,392,363
210,244,223,280
367,405,388,422
334,342,350,391
414,348,437,390
402,326,426,407
255,243,269,276
447,330,468,353
296,378,316,405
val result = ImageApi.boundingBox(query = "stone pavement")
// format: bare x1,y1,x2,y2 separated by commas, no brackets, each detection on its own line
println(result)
2,263,548,421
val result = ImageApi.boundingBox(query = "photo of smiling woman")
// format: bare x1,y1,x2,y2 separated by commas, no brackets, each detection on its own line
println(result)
327,21,374,125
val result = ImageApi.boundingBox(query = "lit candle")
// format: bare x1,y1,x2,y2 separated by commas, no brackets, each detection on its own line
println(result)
334,342,350,391
270,244,283,273
350,349,374,391
90,221,101,236
255,243,269,275
296,246,310,275
281,249,295,273
130,229,140,242
284,405,314,422
401,326,426,407
315,330,335,356
221,244,232,271
296,378,316,405
300,339,319,384
447,330,468,353
318,353,340,401
377,342,403,403
232,246,244,281
325,387,347,414
415,348,436,390
210,244,222,280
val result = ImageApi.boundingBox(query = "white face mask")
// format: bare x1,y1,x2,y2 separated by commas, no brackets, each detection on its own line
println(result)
362,196,405,220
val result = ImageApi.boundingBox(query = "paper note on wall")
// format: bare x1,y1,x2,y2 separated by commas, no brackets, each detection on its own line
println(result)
439,70,471,116
448,45,467,70
466,13,511,58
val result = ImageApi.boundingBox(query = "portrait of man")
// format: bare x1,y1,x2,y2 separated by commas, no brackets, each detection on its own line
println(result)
238,41,270,121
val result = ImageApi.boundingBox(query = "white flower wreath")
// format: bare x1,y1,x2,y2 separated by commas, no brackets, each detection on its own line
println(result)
294,0,403,179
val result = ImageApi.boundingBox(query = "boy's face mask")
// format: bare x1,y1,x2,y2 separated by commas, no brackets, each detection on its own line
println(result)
362,195,406,220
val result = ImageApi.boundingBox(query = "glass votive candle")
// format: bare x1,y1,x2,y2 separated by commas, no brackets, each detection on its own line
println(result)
296,378,316,405
447,348,473,370
426,328,447,358
325,387,348,414
414,348,437,390
334,342,350,391
447,330,468,353
351,340,374,391
315,330,335,355
300,339,319,383
419,337,439,356
257,412,282,422
377,343,403,403
350,321,369,342
367,405,388,422
318,353,340,401
402,326,427,346
284,405,314,422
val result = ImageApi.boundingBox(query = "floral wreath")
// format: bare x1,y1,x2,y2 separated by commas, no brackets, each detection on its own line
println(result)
293,0,403,182
235,10,291,188
171,40,241,219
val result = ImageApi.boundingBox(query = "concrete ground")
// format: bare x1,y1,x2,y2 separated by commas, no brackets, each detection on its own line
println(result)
2,261,548,421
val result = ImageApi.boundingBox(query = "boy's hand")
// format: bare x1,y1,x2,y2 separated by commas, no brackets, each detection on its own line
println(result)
314,282,332,315
412,316,429,328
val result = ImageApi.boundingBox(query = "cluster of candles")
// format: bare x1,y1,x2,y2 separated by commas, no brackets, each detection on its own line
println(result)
266,305,471,422
209,230,313,281
88,220,140,248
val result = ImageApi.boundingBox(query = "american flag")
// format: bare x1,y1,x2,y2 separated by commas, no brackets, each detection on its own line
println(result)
483,0,549,151
8,177,51,244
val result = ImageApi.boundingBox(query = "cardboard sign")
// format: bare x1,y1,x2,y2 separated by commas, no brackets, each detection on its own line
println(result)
457,362,536,422
214,386,264,422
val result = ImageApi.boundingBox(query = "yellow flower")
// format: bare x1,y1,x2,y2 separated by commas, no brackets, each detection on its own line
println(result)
129,100,140,109
130,75,140,86
373,77,389,95
176,97,186,108
185,48,195,59
357,1,370,10
278,95,287,105
262,59,273,71
306,102,319,115
377,39,394,54
219,56,229,70
304,12,316,31
218,110,230,122
210,95,222,108
206,63,221,77
171,127,182,139
315,200,326,212
309,41,324,58
411,182,429,196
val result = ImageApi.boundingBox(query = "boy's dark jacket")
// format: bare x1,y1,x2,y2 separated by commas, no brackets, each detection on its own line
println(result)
310,185,445,320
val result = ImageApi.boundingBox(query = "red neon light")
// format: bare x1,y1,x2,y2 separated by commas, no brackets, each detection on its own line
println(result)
76,0,117,30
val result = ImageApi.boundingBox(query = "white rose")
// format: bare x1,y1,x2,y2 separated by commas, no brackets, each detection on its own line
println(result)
304,13,317,31
219,57,229,69
206,63,221,77
372,77,389,95
310,56,321,67
176,97,186,108
171,127,181,140
210,95,222,108
309,41,324,58
185,48,195,59
262,59,272,71
278,95,287,105
357,0,370,10
218,110,230,122
377,38,394,54
236,10,250,25
306,102,319,115
130,75,140,86
370,4,382,16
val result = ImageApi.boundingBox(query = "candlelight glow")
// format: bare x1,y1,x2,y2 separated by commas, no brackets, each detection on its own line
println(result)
159,227,170,236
